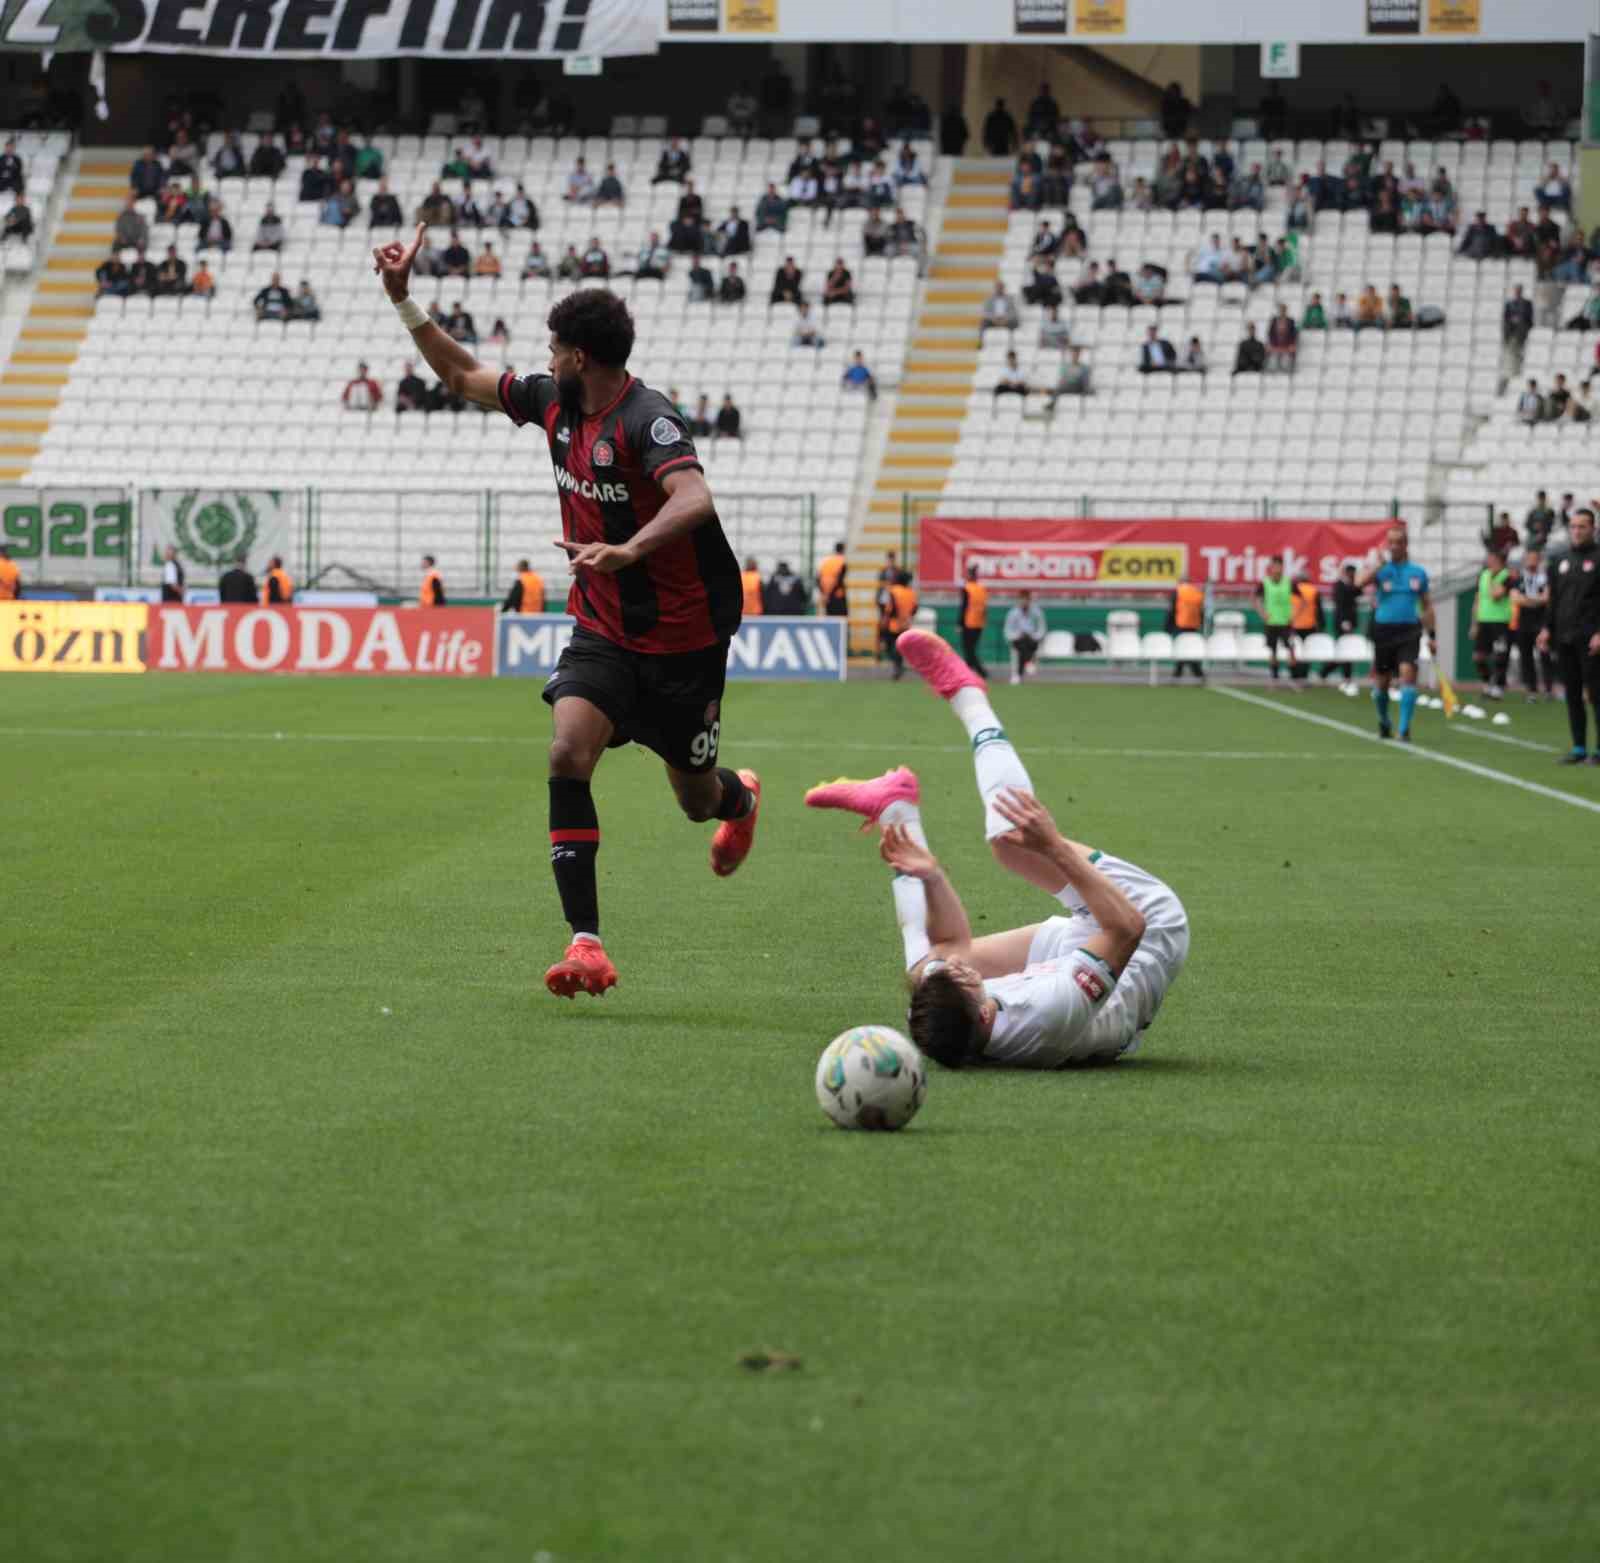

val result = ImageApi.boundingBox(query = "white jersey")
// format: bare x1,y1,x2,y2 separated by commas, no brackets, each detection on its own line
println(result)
979,853,1190,1066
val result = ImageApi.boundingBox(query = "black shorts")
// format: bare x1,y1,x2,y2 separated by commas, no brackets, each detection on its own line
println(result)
1372,623,1422,675
1264,624,1295,652
1474,620,1511,656
542,625,728,774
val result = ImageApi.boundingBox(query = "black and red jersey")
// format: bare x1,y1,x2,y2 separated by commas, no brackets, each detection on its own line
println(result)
498,370,742,654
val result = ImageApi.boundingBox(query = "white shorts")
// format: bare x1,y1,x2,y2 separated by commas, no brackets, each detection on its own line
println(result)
1030,853,1190,1057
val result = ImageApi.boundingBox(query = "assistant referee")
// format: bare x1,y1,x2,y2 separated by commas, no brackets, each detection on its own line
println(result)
1538,508,1600,764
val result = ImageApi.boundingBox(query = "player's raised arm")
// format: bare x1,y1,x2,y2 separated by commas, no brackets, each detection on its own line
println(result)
879,823,974,959
372,224,503,410
992,790,1145,973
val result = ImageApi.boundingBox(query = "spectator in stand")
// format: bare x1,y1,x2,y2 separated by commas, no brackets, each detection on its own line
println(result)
862,210,889,256
1264,145,1291,186
1230,163,1265,213
1301,292,1328,330
1025,81,1059,138
193,197,232,254
1178,336,1207,375
341,361,381,411
353,136,383,180
1160,81,1192,138
823,258,855,307
979,280,1019,342
368,179,402,229
1353,284,1384,331
1505,206,1536,258
685,256,714,301
95,255,132,297
841,350,878,398
563,158,595,204
0,138,24,194
464,137,493,178
290,279,320,321
126,249,156,295
522,240,551,279
1536,162,1572,211
1481,510,1519,556
688,396,713,438
154,245,187,296
167,128,200,180
130,146,165,200
297,154,329,205
771,256,804,304
993,351,1029,399
248,202,284,251
441,229,471,276
474,241,502,278
1386,285,1413,330
455,185,485,229
1139,326,1178,374
1547,373,1573,420
787,165,820,207
763,560,808,616
507,184,537,229
1022,255,1062,308
1090,156,1124,210
727,82,758,136
719,261,747,303
594,162,625,207
556,245,582,280
1266,305,1298,371
1192,231,1227,283
1524,80,1568,133
894,143,926,188
320,180,358,228
791,301,825,349
888,207,921,259
212,130,246,180
190,260,215,299
1566,381,1594,423
982,98,1019,157
1525,490,1556,549
717,207,751,257
1132,263,1168,306
1332,291,1355,328
441,147,471,178
1517,379,1546,426
1457,210,1499,260
1038,303,1071,350
415,181,453,226
1050,346,1093,404
486,316,510,346
669,184,706,253
1233,323,1266,375
444,303,478,344
715,394,742,440
653,138,691,185
253,272,292,321
396,361,428,412
114,194,149,252
755,183,789,234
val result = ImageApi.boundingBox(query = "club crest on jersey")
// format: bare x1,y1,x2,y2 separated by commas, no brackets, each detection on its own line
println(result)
650,416,682,447
1073,967,1108,1004
704,699,720,724
555,426,571,443
592,439,614,467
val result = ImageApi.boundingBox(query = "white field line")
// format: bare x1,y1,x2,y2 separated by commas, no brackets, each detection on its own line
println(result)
0,725,1377,763
1212,686,1600,817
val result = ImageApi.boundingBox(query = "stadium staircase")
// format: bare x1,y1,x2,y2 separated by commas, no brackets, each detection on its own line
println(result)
848,157,1011,645
0,147,121,482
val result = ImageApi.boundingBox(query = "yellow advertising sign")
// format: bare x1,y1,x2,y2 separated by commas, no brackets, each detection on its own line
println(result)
1427,0,1479,33
1075,0,1126,35
1098,546,1184,583
0,601,147,673
724,0,776,32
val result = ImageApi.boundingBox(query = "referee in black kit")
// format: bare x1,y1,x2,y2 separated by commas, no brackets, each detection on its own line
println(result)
1538,508,1600,765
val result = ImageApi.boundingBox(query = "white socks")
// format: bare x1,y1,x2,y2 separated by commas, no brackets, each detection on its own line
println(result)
881,798,931,968
949,688,1034,841
880,797,927,847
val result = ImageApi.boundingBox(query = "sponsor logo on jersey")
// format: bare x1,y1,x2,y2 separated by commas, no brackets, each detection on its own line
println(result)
1073,966,1108,1003
554,465,631,503
555,426,571,443
650,416,682,446
592,439,614,467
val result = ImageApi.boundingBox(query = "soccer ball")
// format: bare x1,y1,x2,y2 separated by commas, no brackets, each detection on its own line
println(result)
815,1025,927,1131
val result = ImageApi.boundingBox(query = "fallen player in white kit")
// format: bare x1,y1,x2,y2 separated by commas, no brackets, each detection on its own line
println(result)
805,629,1190,1068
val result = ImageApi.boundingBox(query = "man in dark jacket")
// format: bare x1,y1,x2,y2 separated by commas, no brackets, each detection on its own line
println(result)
218,554,257,603
763,561,808,616
1537,508,1600,762
1320,564,1362,682
1232,324,1266,375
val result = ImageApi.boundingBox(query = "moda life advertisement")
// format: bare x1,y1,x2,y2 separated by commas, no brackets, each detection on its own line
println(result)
916,518,1396,594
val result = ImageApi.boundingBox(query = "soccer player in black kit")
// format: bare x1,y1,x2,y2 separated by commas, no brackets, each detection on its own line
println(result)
373,224,761,998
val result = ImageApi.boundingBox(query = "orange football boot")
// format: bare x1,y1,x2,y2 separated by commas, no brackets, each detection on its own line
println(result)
544,939,618,999
710,769,762,877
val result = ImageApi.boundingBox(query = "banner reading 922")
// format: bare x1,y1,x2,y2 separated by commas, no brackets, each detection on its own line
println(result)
0,0,659,56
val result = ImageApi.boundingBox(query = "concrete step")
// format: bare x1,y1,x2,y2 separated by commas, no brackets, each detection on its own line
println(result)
72,181,128,200
0,440,43,458
930,263,996,281
80,159,130,177
898,377,971,395
43,255,99,274
12,348,78,365
0,467,29,482
951,168,1011,187
923,284,989,304
888,426,960,443
895,402,966,419
20,324,90,341
942,217,1007,234
882,451,955,468
30,303,95,319
905,355,978,372
2,370,68,388
937,240,1005,257
945,191,1008,209
0,416,51,433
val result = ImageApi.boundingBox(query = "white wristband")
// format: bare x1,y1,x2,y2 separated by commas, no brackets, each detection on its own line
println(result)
394,296,428,331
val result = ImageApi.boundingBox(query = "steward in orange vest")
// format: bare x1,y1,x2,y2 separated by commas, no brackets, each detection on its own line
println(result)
261,556,294,604
741,558,764,616
1170,578,1206,681
958,564,989,677
816,545,848,616
420,555,446,607
501,559,545,613
881,571,917,679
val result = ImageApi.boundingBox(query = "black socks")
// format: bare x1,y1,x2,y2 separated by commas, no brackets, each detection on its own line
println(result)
549,776,600,936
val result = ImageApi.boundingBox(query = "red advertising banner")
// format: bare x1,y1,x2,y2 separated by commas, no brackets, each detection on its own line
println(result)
917,518,1395,593
149,605,494,677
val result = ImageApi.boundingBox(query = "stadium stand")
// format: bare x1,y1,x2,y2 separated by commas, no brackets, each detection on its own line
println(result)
17,130,930,592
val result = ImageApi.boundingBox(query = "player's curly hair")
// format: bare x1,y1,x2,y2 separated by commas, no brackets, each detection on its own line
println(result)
547,289,635,367
907,968,981,1069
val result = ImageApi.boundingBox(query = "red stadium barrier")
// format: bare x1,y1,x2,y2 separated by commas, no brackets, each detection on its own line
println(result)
149,605,493,677
916,518,1395,593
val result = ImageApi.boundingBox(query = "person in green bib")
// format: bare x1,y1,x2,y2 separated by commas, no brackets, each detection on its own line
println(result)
1471,546,1514,699
1255,554,1298,680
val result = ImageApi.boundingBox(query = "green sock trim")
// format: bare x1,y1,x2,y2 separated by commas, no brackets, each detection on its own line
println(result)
970,725,1009,751
1088,850,1103,864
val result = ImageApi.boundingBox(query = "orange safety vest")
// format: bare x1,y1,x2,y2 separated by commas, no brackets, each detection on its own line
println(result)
817,553,846,603
741,569,764,616
262,567,293,604
0,557,19,600
962,581,989,630
1174,582,1204,630
518,569,543,611
886,582,917,633
1291,580,1319,632
421,568,444,606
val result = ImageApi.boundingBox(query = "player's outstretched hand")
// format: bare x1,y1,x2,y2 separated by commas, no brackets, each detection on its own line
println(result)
555,538,639,576
879,823,940,881
372,222,426,303
992,787,1060,856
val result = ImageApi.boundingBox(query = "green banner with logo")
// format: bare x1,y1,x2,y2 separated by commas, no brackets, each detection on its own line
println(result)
0,487,132,585
140,488,297,585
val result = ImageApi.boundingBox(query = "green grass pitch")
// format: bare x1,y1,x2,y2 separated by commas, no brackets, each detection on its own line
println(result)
3,669,1598,1563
